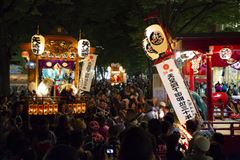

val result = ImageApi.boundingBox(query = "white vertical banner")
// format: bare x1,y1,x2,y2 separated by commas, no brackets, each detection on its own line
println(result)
79,54,97,92
155,59,197,125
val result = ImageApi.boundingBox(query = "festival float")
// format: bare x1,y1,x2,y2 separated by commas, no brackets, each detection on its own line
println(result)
107,63,126,85
20,27,93,115
143,22,202,150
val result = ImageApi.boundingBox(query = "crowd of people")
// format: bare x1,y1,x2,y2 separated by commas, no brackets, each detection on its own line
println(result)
214,81,239,96
0,79,226,160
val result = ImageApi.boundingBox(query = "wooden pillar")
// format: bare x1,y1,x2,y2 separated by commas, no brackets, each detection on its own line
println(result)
207,46,214,121
189,62,194,91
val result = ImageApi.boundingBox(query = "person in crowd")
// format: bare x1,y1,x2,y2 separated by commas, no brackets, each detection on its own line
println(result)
190,91,208,120
54,115,73,144
71,118,87,132
4,129,37,160
119,127,155,160
145,97,161,120
124,108,139,128
59,86,75,104
43,144,79,160
232,84,239,95
166,132,184,160
69,130,92,160
148,119,167,160
30,117,56,159
0,77,226,160
207,132,226,160
221,82,228,92
183,136,213,160
104,125,120,160
164,112,180,135
185,119,213,157
215,82,222,92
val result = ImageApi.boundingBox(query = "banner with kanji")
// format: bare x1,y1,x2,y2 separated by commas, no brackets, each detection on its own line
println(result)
79,54,97,92
155,58,197,124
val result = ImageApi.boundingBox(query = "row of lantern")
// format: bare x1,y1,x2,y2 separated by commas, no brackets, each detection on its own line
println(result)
28,103,86,115
28,104,58,115
31,31,90,58
142,24,234,62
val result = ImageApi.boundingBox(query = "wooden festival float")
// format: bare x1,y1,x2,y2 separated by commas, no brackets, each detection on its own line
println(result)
108,63,126,86
20,27,93,115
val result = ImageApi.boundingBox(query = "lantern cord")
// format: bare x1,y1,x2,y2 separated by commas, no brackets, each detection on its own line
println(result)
37,25,40,35
79,29,81,40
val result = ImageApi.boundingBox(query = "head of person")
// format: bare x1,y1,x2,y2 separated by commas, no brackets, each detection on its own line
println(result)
186,119,200,135
193,136,211,154
148,119,162,137
119,127,154,160
129,99,137,110
57,115,70,129
152,97,158,106
69,131,85,149
166,132,181,150
164,112,175,125
72,118,86,131
125,109,138,126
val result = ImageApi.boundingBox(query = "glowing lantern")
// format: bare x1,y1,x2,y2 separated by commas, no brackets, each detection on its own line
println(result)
145,24,168,54
78,39,90,57
143,38,159,60
219,48,232,60
31,34,45,55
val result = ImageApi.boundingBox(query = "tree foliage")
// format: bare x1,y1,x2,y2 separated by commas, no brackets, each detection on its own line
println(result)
1,0,240,95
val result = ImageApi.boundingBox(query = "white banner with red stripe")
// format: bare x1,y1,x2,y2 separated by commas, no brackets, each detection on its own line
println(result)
79,54,97,92
155,58,197,124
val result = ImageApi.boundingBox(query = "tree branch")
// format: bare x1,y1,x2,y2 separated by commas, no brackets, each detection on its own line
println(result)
6,0,38,25
177,3,220,33
169,0,189,31
0,0,17,16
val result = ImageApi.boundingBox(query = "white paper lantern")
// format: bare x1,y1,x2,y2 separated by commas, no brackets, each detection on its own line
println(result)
219,48,232,60
231,61,240,70
145,24,168,54
143,38,159,60
31,34,45,55
78,39,90,57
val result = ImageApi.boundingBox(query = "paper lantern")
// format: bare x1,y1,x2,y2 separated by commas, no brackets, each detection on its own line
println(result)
219,48,232,60
145,24,168,54
31,34,45,55
78,39,90,57
143,38,159,60
231,61,240,70
175,50,199,61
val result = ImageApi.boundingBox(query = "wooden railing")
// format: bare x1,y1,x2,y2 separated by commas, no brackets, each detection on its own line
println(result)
203,121,240,136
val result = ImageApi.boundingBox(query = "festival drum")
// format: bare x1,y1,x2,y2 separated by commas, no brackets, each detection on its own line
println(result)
212,92,228,107
212,92,229,119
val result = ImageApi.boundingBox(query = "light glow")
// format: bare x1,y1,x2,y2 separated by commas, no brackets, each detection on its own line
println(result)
31,34,45,55
219,48,232,60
